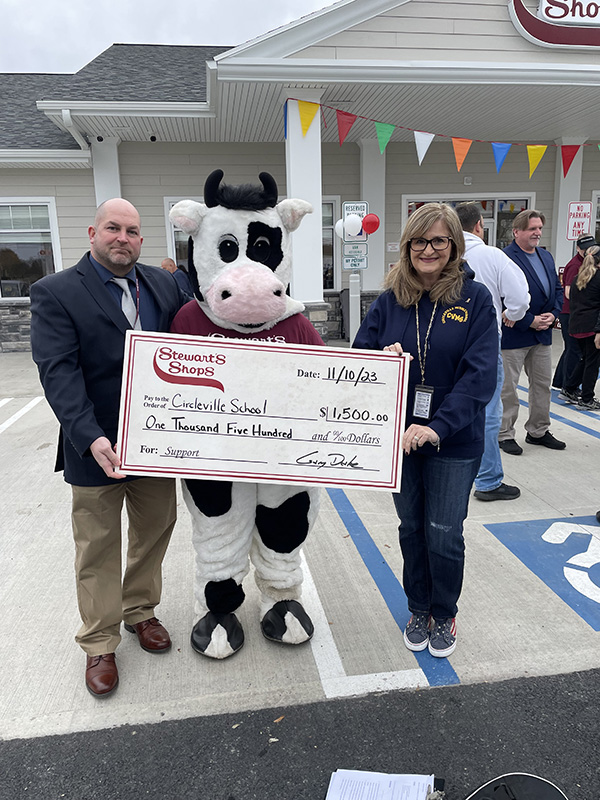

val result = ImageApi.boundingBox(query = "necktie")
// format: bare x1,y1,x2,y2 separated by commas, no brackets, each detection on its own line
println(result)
111,277,141,329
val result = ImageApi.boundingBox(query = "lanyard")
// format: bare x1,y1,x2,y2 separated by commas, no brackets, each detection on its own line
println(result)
415,298,438,385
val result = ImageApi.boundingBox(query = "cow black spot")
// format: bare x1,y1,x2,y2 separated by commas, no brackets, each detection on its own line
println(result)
246,222,283,271
205,578,245,613
255,491,310,553
184,479,233,516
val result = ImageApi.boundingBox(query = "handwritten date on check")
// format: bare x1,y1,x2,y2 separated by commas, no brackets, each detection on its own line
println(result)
117,331,409,491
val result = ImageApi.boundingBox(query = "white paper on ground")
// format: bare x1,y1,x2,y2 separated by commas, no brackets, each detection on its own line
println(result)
325,768,435,800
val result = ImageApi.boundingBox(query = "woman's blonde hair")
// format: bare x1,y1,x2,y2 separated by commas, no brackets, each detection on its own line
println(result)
576,245,600,290
384,203,466,307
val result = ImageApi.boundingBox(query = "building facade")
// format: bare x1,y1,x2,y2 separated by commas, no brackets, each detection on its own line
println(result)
1,0,599,348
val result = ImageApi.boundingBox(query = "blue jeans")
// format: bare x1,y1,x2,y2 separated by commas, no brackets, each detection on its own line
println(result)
392,453,480,620
475,352,504,492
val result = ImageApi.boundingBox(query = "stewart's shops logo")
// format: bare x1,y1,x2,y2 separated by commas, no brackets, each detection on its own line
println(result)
509,0,600,47
152,346,226,391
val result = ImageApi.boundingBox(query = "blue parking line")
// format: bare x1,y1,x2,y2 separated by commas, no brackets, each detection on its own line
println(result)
517,385,600,439
326,487,460,687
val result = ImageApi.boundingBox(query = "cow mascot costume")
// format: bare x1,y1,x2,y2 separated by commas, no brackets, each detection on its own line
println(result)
169,169,324,659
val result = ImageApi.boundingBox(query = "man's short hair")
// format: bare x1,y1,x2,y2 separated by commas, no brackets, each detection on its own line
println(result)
512,209,546,232
455,202,482,233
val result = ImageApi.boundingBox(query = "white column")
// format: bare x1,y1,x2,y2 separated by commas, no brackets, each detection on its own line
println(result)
91,137,122,205
551,138,586,269
285,93,323,303
358,138,386,292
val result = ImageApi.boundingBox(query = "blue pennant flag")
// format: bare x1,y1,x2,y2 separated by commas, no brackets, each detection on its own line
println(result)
492,142,512,173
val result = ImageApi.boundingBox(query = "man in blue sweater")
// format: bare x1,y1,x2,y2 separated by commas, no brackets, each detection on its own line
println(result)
499,210,566,455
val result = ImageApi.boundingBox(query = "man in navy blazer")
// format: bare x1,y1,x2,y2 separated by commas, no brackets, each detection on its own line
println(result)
499,209,566,455
30,198,187,697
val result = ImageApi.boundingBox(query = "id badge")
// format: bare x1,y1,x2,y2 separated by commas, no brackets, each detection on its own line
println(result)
413,384,434,420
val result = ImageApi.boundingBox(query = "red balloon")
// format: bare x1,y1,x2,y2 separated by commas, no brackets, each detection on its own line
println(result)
362,213,380,234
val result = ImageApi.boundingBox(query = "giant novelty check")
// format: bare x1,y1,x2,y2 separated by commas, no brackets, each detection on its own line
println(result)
117,331,409,491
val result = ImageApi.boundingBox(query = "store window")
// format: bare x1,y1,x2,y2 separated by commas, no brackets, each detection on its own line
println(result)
0,201,59,298
593,192,600,243
322,200,336,291
167,195,340,292
406,197,532,250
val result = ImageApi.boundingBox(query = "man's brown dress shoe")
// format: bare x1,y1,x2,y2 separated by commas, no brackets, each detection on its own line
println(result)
124,617,171,653
85,653,118,697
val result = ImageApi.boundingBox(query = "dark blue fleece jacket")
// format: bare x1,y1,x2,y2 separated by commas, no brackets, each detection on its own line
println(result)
353,272,498,458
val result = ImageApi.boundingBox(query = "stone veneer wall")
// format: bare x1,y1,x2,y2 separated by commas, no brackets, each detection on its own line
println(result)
0,300,32,353
0,292,382,351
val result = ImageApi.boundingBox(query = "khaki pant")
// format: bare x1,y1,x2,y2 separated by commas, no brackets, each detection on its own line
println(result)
500,344,553,441
71,478,177,656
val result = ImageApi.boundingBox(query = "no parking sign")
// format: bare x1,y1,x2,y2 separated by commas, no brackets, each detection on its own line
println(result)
566,202,592,240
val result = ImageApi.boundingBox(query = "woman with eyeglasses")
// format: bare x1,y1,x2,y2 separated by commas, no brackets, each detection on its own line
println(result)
353,203,497,658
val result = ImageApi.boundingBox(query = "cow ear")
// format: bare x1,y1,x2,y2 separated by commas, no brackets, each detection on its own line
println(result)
276,199,313,232
169,200,208,236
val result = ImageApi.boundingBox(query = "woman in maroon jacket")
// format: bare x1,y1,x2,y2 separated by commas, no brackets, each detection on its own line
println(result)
564,246,600,410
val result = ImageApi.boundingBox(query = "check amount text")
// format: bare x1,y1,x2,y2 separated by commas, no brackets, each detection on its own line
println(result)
320,406,389,423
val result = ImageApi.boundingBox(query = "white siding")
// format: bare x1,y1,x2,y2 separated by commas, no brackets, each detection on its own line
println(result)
118,142,288,264
0,168,95,266
118,141,362,266
293,0,599,65
581,144,600,202
322,142,360,200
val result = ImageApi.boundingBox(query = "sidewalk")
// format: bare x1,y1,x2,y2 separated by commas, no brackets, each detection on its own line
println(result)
1,339,599,798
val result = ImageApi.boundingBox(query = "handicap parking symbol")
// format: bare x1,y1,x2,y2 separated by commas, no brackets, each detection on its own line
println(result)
484,516,600,630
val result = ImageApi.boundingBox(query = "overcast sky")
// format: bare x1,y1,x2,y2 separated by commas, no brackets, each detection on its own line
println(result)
1,0,338,73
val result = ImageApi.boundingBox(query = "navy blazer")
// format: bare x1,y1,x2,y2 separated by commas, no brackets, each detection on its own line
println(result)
30,253,186,486
501,241,563,350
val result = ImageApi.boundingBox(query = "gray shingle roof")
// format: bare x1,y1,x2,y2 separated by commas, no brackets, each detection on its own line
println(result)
0,44,231,150
0,74,75,149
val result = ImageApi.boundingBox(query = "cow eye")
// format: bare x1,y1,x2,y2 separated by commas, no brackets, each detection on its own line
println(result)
218,234,239,263
249,235,271,264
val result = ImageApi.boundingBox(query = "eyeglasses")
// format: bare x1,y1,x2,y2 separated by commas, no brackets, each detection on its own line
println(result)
409,236,453,252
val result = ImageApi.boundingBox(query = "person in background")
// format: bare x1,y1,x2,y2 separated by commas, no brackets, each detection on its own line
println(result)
456,202,529,502
562,246,600,410
161,256,193,297
30,199,186,698
353,203,497,658
555,234,597,404
499,210,565,455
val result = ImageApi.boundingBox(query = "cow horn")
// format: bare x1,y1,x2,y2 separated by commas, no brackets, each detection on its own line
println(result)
259,172,278,207
204,169,224,208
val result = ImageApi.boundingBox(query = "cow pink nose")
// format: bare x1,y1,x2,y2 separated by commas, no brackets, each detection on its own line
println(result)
206,263,287,324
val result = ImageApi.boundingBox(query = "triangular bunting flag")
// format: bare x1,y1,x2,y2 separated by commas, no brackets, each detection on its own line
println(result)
561,144,581,178
374,121,395,154
414,131,435,165
491,142,512,173
337,110,357,145
297,101,320,137
527,145,547,178
452,138,472,172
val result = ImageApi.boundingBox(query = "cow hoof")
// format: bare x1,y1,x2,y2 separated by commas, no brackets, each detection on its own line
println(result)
190,612,244,659
260,600,314,645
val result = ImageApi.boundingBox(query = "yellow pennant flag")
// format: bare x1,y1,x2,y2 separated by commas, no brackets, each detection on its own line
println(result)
452,138,472,172
527,145,547,178
297,101,320,137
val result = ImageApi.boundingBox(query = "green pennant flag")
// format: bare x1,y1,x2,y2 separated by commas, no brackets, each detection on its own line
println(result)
375,121,395,154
